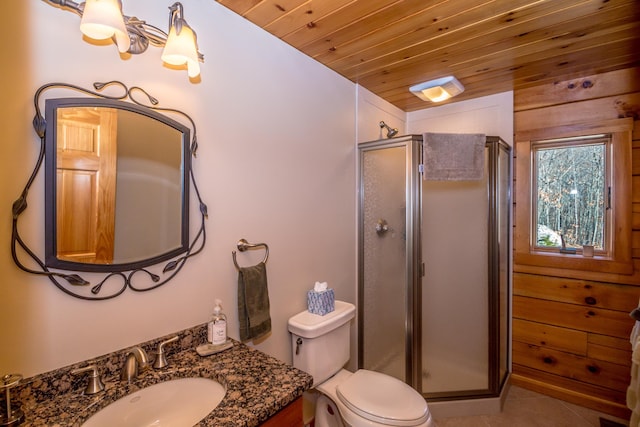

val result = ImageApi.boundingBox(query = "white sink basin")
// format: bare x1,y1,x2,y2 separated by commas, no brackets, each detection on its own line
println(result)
82,377,225,427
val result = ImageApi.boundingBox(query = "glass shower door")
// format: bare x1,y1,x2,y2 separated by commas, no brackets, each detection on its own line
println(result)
421,159,490,395
421,137,511,398
358,136,422,386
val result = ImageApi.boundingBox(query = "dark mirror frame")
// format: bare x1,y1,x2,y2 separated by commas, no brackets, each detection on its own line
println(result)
11,81,208,300
44,97,190,272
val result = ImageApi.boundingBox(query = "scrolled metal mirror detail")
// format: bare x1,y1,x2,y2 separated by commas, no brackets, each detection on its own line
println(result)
11,81,207,300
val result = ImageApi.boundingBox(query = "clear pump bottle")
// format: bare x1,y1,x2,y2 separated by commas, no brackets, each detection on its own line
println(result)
208,299,227,345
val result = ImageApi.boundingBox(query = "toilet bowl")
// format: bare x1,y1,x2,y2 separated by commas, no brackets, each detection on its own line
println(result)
318,368,433,427
288,301,434,427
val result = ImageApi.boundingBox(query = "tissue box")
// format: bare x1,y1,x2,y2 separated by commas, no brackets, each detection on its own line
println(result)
307,288,335,316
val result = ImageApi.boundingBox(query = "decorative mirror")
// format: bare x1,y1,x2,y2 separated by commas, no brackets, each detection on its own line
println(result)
11,81,207,300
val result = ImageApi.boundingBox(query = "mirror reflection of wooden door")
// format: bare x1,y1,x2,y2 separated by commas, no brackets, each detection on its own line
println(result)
56,107,117,264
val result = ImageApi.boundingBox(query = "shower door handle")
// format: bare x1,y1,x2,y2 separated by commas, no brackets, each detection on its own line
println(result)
375,219,389,235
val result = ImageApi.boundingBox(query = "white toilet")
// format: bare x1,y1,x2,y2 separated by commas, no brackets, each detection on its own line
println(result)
288,300,435,427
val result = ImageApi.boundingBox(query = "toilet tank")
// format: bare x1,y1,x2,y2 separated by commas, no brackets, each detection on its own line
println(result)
288,301,355,387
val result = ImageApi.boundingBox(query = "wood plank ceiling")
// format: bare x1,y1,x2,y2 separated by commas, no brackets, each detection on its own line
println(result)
215,0,640,112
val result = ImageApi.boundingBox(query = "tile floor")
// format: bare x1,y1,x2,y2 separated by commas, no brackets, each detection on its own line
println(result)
433,386,630,427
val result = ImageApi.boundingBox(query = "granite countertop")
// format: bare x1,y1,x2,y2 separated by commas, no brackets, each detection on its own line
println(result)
11,326,313,427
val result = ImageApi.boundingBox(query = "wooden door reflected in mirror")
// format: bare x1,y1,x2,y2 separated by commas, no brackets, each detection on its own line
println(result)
56,107,117,264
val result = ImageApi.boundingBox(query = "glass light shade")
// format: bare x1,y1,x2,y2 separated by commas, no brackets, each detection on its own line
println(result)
80,0,130,53
409,76,464,102
161,24,200,78
421,86,451,102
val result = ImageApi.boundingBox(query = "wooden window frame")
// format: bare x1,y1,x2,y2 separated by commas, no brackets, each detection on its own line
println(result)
515,118,633,275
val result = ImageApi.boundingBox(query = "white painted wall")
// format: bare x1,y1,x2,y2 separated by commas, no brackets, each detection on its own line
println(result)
356,85,407,143
407,92,513,141
0,0,357,377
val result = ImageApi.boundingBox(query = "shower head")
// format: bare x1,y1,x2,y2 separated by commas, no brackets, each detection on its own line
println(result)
379,121,399,138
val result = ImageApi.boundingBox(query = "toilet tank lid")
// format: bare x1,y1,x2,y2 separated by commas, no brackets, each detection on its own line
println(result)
288,301,355,338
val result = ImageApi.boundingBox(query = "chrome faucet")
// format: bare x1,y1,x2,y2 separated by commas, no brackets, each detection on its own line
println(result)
120,347,150,383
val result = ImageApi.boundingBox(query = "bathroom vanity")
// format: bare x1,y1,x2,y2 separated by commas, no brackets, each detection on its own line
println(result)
10,325,312,426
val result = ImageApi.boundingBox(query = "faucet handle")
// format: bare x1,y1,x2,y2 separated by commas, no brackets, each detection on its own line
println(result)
71,365,105,395
153,336,179,369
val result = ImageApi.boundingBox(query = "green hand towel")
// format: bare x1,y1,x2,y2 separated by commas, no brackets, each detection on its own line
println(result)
238,262,271,342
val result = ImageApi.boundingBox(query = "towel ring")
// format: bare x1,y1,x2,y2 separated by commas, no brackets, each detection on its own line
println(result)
232,239,269,270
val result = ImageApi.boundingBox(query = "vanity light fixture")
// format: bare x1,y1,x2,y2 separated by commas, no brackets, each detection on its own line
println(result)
79,0,130,53
409,76,464,102
45,0,204,78
161,3,201,78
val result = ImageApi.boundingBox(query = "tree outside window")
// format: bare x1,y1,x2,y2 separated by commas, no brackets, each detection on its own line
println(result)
533,136,609,253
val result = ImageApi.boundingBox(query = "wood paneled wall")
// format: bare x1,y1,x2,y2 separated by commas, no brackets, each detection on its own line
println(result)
512,67,640,419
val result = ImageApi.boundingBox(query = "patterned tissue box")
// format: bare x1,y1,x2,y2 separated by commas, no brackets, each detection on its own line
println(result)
307,288,335,316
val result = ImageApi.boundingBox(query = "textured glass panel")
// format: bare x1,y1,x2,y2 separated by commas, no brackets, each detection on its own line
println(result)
498,145,511,386
361,145,407,381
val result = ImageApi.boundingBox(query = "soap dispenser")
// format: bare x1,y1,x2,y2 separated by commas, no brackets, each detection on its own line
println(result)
208,299,227,345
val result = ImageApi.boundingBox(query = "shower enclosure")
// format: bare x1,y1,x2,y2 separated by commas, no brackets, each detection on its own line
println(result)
357,134,511,403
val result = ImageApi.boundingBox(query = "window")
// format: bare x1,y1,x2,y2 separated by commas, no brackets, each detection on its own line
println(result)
515,119,633,276
532,135,609,255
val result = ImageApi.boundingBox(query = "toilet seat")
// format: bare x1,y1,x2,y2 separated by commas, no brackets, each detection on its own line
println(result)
336,370,430,427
